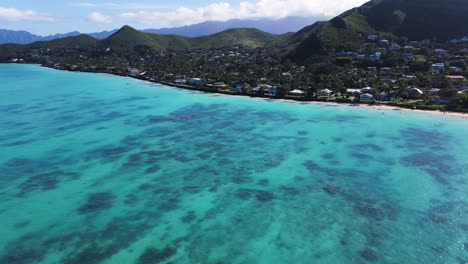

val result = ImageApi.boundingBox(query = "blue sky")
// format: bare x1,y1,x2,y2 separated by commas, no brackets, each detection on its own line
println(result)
0,0,367,35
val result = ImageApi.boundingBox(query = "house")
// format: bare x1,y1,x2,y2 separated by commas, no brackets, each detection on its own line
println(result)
248,86,261,95
289,89,305,96
174,79,187,84
421,39,431,45
459,48,468,54
214,82,228,88
446,75,466,81
377,92,394,101
380,39,390,45
336,51,355,57
346,89,362,97
361,87,375,94
370,52,381,61
389,44,401,51
318,89,333,96
360,93,374,101
408,88,424,99
264,86,278,97
401,53,415,61
431,63,445,72
428,88,441,95
367,35,379,41
355,54,366,61
188,78,204,87
232,83,248,93
380,67,392,74
127,68,140,75
434,49,447,54
450,67,463,73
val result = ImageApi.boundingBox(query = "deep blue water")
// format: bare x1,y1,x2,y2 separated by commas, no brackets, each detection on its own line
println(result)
0,64,467,264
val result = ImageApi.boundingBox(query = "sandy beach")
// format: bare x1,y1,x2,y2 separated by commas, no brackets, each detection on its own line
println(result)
272,99,468,119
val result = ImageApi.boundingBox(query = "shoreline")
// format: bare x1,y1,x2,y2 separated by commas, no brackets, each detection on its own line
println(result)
20,64,468,119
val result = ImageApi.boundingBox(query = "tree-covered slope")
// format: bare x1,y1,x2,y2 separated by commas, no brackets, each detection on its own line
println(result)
288,0,468,64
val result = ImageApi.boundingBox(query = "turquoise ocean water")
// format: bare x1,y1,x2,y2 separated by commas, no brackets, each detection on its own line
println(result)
0,64,467,264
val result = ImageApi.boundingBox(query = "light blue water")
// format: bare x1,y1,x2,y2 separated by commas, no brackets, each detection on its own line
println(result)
0,64,467,264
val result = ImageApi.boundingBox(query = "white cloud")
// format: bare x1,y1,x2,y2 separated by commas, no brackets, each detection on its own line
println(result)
72,2,171,10
115,0,369,27
88,12,113,24
0,6,56,22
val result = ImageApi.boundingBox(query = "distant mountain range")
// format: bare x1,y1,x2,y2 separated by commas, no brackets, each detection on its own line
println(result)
142,17,324,37
0,16,320,45
0,30,81,45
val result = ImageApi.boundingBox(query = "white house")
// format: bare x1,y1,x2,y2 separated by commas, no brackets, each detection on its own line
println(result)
431,63,445,72
289,89,305,96
319,89,333,96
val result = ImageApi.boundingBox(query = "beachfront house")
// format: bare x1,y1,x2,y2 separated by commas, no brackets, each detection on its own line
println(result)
188,78,204,87
289,89,305,97
232,83,249,93
248,86,261,95
264,86,278,97
346,89,362,97
377,92,394,101
174,78,187,84
319,89,333,97
127,68,140,76
408,88,424,99
214,82,228,88
360,93,374,101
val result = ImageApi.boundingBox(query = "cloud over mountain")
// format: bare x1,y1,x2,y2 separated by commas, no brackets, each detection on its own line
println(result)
0,6,56,22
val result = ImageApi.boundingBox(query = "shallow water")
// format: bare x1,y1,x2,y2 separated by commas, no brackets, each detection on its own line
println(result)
0,64,467,264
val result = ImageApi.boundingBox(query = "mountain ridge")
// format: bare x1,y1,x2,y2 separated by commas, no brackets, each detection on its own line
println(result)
0,25,290,57
0,16,319,45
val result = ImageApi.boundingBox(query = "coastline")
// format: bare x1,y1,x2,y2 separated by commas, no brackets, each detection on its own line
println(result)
21,64,468,120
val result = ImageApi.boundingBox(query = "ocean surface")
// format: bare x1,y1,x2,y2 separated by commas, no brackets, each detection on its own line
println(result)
0,64,467,264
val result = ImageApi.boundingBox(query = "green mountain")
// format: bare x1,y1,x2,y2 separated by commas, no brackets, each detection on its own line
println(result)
288,0,468,64
191,28,291,49
0,25,289,58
